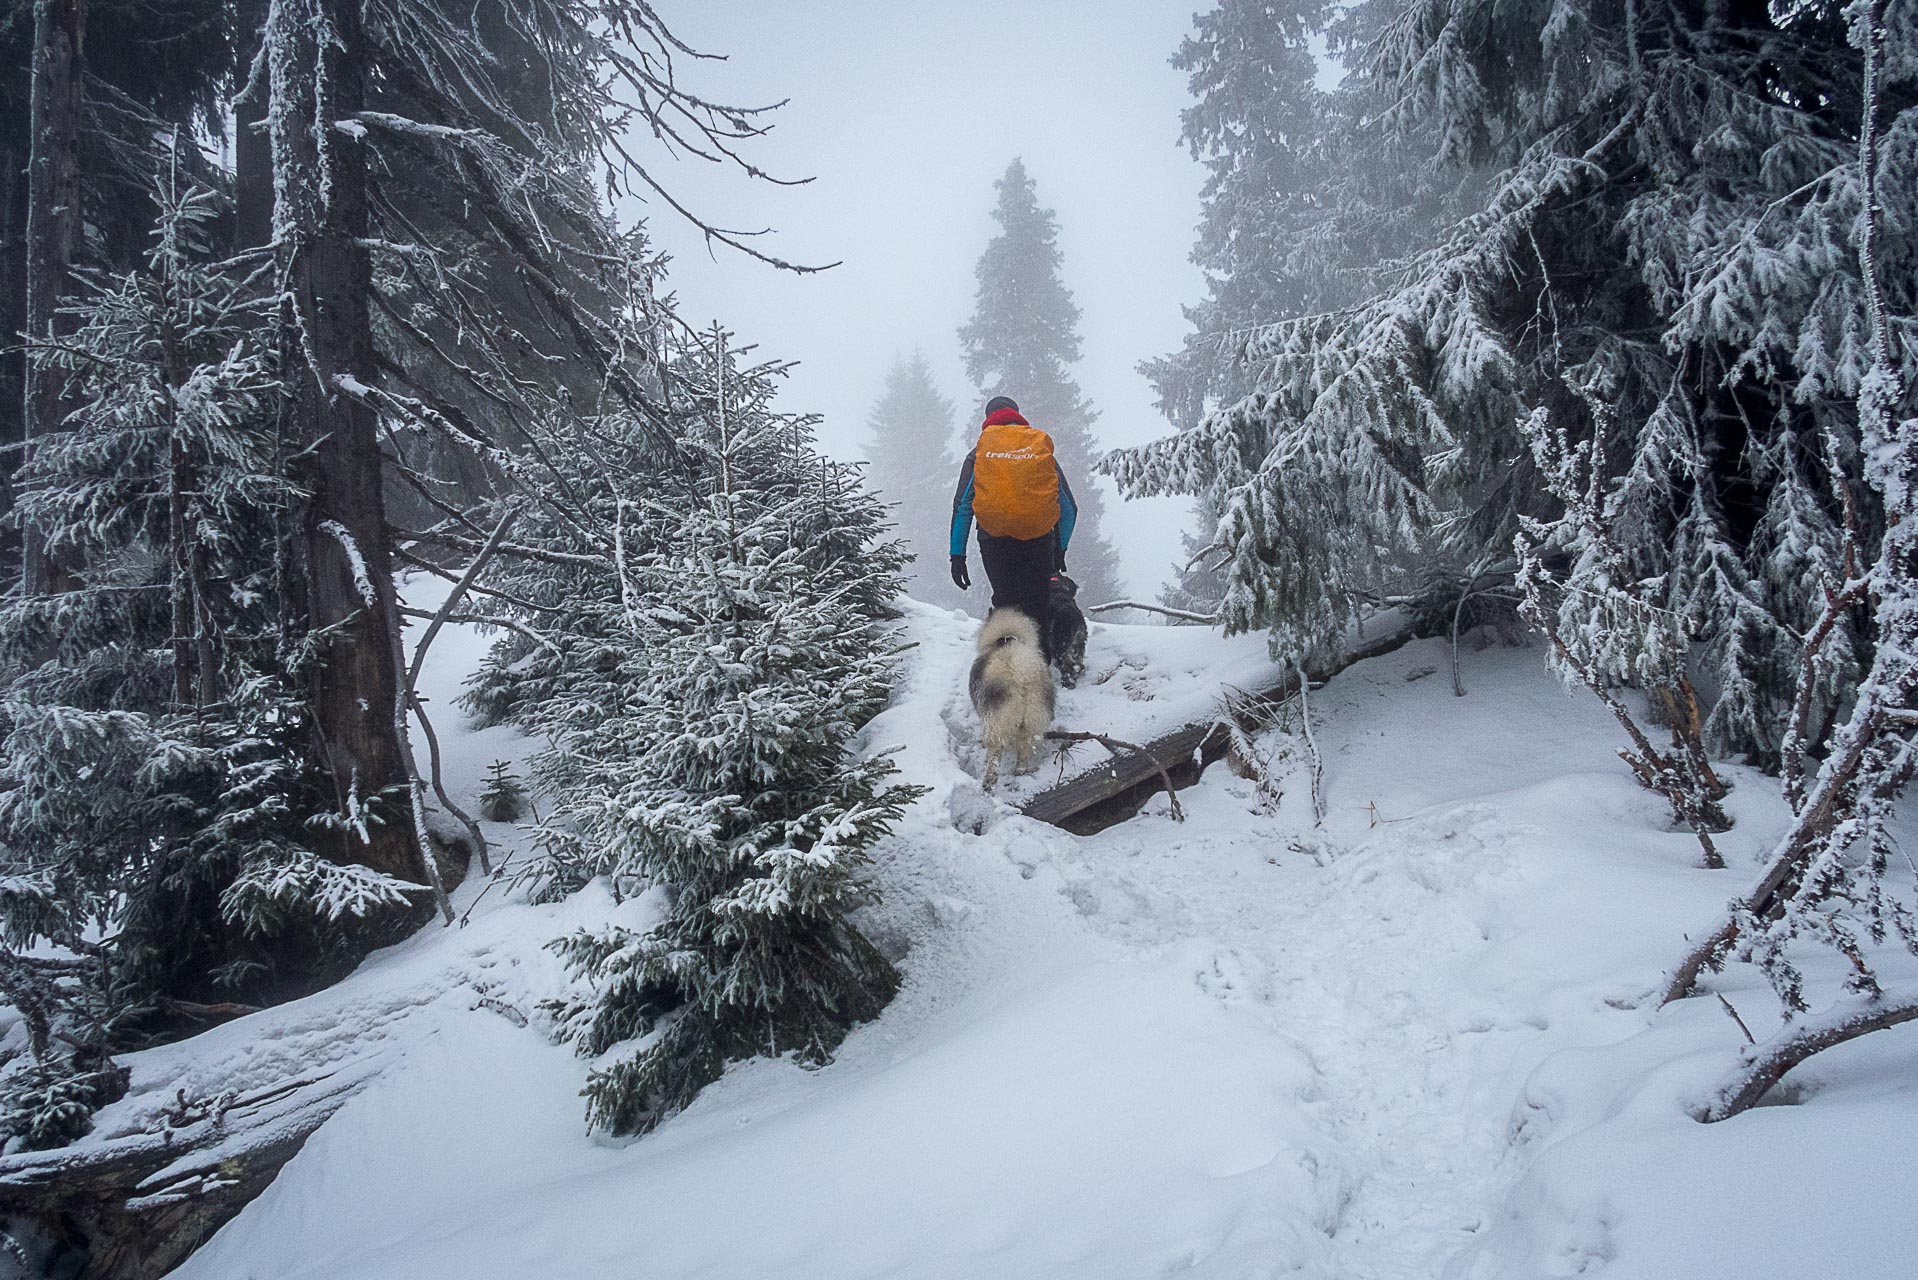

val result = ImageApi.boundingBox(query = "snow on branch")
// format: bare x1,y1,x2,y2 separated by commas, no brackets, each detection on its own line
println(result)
1706,993,1918,1120
1086,600,1219,624
344,111,485,144
317,520,378,609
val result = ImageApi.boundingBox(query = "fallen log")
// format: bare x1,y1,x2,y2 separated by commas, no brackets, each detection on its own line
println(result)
1022,625,1418,835
1043,731,1185,823
0,1062,377,1279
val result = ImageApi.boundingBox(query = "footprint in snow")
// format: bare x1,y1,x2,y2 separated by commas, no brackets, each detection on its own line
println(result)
946,785,996,835
1196,946,1273,1005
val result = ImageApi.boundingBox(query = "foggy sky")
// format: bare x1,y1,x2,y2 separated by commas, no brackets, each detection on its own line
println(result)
632,1,1213,600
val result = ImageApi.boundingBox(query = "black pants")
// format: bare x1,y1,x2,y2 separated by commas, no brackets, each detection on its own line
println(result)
978,529,1057,656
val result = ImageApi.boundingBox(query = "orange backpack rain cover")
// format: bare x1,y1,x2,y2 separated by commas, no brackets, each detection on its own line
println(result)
972,423,1061,540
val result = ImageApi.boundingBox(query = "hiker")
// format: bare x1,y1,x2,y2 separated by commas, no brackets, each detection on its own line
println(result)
949,395,1078,648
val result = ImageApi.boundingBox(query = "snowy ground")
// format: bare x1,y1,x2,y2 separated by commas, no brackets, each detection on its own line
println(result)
145,592,1918,1279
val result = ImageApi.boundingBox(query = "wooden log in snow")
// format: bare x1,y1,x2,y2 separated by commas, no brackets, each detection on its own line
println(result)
0,1064,374,1279
1022,626,1418,835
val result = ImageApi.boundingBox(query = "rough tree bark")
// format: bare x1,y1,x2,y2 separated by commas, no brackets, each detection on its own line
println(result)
269,0,420,883
232,0,272,254
0,141,26,567
22,0,86,598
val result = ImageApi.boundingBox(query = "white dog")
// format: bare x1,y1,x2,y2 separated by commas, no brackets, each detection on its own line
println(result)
969,607,1056,789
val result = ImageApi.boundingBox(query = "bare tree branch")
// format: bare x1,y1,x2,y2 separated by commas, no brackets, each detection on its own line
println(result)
1085,599,1219,624
1707,993,1918,1120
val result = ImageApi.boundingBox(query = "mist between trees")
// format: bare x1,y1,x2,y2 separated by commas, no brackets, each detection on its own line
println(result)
1104,0,1918,1121
0,0,1914,1270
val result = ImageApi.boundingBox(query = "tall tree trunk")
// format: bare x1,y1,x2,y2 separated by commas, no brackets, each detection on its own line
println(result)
22,0,86,598
232,0,272,255
0,142,27,576
234,101,273,254
269,0,419,883
166,361,195,709
152,252,224,710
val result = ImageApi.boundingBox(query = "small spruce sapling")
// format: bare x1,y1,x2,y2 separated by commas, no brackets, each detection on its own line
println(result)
479,761,526,823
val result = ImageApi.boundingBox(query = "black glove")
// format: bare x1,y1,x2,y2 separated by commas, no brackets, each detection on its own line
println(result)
950,555,971,590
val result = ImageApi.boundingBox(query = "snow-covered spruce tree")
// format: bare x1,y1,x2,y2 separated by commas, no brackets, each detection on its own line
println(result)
470,325,918,1136
251,0,820,894
478,761,526,823
12,0,247,594
1659,0,1918,1118
0,6,756,1092
1139,0,1465,617
959,159,1124,603
864,351,963,606
1143,0,1347,440
0,173,420,1146
1514,401,1732,866
1111,0,1912,765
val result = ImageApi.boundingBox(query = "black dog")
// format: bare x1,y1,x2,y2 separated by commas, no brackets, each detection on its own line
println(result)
1046,573,1088,689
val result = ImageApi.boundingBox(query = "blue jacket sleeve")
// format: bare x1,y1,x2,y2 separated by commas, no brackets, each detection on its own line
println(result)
1055,463,1078,551
950,453,976,556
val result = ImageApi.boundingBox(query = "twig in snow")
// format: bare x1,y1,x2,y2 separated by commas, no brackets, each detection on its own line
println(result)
1448,559,1518,697
390,667,454,926
457,848,518,927
410,694,489,876
1365,801,1418,827
1215,686,1293,814
1715,992,1756,1045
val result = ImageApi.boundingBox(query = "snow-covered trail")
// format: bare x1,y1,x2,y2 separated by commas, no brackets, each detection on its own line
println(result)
891,604,1727,1279
168,596,1918,1280
1062,667,1691,1278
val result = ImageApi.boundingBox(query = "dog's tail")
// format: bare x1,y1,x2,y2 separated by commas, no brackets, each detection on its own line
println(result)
977,606,1043,654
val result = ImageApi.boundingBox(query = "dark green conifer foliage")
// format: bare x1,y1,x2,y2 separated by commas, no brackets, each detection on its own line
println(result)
1111,0,1912,767
0,174,418,1145
471,326,920,1136
478,761,526,823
